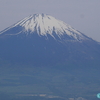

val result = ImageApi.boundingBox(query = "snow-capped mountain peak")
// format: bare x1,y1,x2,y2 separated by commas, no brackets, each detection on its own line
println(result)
0,14,89,41
0,14,100,67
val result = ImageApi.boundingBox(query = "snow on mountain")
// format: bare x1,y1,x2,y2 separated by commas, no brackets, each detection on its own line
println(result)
0,14,89,41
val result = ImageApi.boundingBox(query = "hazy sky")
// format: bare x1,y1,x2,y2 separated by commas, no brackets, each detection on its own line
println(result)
0,0,100,42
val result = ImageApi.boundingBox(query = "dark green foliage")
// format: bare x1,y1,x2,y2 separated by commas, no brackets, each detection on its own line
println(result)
0,64,100,100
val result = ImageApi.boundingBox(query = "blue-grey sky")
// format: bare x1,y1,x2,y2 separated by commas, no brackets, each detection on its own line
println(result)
0,0,100,42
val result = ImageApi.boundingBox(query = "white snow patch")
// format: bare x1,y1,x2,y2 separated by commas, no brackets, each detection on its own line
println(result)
0,14,88,40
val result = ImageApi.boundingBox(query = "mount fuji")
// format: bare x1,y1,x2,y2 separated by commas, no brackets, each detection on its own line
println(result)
0,13,100,66
1,14,100,100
